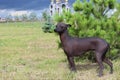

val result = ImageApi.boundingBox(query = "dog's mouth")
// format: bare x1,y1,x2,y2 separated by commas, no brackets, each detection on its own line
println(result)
54,29,60,33
54,29,65,34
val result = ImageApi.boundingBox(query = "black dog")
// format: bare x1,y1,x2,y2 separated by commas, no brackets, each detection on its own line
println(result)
54,22,113,77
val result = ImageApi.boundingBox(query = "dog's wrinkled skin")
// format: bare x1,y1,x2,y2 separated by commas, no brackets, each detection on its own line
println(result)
54,22,113,77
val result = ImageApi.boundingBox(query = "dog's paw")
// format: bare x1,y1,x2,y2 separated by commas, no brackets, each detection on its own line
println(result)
70,68,77,73
109,71,113,74
97,73,103,77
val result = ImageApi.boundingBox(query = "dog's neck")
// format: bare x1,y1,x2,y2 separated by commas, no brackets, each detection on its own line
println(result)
59,30,71,45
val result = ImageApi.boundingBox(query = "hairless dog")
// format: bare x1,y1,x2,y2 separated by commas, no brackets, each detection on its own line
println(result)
54,22,113,77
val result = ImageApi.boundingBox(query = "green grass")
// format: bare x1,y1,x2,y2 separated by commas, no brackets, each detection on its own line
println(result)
0,22,120,80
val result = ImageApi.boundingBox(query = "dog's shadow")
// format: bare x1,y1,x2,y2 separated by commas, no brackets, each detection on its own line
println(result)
75,63,98,71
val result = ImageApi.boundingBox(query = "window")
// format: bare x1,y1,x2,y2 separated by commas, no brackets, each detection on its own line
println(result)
62,4,66,8
58,8,59,13
51,5,53,9
51,11,53,15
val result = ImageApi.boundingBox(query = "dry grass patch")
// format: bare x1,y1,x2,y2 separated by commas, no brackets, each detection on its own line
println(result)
0,22,120,80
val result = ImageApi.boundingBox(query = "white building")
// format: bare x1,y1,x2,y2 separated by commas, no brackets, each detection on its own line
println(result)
49,0,70,16
0,17,6,22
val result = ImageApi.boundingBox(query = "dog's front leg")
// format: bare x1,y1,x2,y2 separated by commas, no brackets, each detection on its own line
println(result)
67,56,76,72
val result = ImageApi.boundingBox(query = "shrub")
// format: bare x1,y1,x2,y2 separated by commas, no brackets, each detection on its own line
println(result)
54,0,120,61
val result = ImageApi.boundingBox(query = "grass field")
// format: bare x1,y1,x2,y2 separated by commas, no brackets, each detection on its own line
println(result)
0,22,120,80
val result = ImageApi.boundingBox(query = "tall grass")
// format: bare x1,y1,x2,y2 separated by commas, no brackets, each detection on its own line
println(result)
0,22,120,80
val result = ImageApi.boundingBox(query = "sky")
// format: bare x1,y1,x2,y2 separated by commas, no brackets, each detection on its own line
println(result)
0,0,119,18
0,0,74,18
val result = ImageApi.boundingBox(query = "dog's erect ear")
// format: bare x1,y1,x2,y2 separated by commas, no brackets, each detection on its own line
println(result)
66,24,71,27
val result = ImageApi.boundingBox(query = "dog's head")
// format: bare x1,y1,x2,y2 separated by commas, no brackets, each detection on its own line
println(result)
54,22,71,34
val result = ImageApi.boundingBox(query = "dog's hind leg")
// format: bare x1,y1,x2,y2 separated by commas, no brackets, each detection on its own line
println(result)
103,58,113,74
101,47,113,74
95,52,104,77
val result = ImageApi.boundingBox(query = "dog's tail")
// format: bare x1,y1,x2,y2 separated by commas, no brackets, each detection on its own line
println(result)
108,44,111,57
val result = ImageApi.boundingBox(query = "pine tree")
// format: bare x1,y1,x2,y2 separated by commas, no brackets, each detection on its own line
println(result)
54,0,120,60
